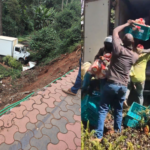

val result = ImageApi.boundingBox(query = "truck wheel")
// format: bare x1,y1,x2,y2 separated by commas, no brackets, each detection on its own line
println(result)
19,58,24,64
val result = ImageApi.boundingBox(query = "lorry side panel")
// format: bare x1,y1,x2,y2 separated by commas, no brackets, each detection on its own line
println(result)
84,0,110,63
0,40,12,56
12,39,18,56
115,0,129,38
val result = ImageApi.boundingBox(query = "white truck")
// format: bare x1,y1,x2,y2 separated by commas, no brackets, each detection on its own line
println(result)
84,0,150,103
0,36,30,63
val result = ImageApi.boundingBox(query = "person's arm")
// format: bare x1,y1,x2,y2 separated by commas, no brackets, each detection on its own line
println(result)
113,22,131,38
113,20,134,55
142,49,150,53
136,48,150,54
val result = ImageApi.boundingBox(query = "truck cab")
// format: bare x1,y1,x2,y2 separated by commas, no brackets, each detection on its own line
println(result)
84,0,150,105
14,44,30,63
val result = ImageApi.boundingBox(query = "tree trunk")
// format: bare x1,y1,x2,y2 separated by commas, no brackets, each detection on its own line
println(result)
66,0,68,6
62,0,64,11
0,0,3,35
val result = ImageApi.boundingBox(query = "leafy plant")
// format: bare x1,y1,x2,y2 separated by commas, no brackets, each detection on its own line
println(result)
81,121,99,150
29,25,60,61
110,9,115,24
33,5,56,30
127,142,134,150
137,107,150,131
2,0,81,64
59,20,81,53
82,121,136,150
2,56,22,70
0,64,21,80
53,1,81,54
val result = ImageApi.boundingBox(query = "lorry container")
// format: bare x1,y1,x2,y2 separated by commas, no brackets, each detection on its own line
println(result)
0,36,30,63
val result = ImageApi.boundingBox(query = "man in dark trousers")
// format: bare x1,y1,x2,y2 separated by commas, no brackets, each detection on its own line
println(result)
93,20,139,142
62,58,81,96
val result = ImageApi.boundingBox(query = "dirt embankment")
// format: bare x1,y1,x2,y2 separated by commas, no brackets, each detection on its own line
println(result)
0,50,81,110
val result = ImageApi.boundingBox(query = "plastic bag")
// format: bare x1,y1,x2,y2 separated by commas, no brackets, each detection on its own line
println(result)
134,18,149,27
135,18,145,25
87,53,112,79
81,62,91,80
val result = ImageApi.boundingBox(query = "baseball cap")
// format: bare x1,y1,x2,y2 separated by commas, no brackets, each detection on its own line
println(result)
104,36,112,43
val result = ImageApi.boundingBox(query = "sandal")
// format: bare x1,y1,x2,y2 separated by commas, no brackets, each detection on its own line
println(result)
62,88,76,96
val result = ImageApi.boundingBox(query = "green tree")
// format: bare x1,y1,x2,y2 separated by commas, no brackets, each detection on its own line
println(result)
0,0,2,35
54,1,80,39
33,5,56,30
29,25,60,60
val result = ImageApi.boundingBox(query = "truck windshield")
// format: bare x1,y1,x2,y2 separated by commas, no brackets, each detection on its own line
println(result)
21,47,27,52
15,47,21,52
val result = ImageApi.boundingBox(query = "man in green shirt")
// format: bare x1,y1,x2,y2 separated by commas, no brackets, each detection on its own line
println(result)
125,46,150,105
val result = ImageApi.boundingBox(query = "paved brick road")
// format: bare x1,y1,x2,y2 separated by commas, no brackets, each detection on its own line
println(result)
0,69,81,150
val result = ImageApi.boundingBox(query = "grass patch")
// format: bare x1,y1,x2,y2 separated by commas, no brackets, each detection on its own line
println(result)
0,64,21,80
2,56,22,70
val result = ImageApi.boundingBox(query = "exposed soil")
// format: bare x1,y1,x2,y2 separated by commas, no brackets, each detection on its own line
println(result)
0,50,81,110
0,62,11,69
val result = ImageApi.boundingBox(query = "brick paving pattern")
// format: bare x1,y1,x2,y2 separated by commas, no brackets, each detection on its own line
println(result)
0,68,81,150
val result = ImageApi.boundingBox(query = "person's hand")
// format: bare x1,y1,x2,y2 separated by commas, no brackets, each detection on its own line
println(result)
99,56,104,60
127,20,134,26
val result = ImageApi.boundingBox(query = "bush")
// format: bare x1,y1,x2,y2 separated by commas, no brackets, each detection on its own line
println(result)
53,1,81,54
81,121,134,150
2,56,22,70
2,56,10,65
54,1,80,40
29,26,60,61
0,64,21,80
27,1,81,63
59,20,81,53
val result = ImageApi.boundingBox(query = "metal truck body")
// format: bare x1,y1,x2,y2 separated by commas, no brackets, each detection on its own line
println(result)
0,36,30,62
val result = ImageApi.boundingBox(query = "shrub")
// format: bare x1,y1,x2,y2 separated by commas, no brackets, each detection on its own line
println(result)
2,56,10,65
8,59,22,70
81,121,134,150
53,1,81,54
54,1,80,40
2,56,22,70
29,26,60,61
138,107,150,128
0,64,21,80
59,20,81,53
27,1,81,63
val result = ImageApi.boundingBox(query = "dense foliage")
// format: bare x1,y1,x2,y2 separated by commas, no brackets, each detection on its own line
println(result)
54,1,81,53
0,64,21,80
2,0,56,36
29,1,81,62
29,26,60,61
2,56,22,70
81,121,135,150
1,0,81,63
